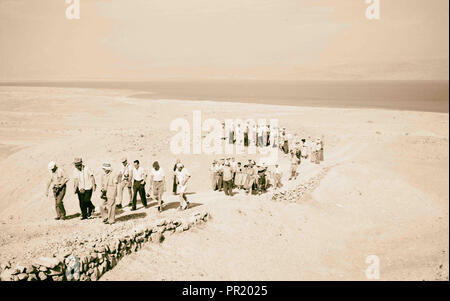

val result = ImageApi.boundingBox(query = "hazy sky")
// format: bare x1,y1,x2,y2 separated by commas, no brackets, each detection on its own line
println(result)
0,0,448,80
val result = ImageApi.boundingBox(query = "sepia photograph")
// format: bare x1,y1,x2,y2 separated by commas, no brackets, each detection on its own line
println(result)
0,0,448,289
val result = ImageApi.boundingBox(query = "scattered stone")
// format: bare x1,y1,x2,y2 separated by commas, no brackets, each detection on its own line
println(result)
91,268,99,281
150,232,163,243
95,246,106,253
35,257,60,269
80,274,90,281
38,272,47,281
157,219,166,226
52,275,64,281
25,265,35,274
48,269,63,276
39,265,48,272
0,268,14,281
188,216,197,225
16,265,26,274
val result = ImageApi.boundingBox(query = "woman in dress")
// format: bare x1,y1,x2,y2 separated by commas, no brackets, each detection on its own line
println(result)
234,162,244,189
172,159,181,195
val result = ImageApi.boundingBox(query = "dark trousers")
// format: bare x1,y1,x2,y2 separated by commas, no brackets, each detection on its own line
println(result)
172,175,177,194
296,150,302,160
76,188,93,219
258,176,266,193
282,141,289,154
132,180,147,209
223,180,233,196
217,174,223,191
53,184,66,219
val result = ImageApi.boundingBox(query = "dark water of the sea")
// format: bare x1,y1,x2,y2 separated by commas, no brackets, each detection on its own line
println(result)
1,80,448,113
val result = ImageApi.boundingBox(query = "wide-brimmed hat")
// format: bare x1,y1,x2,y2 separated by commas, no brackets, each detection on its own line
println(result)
121,157,127,163
48,161,56,170
102,163,112,170
73,157,82,165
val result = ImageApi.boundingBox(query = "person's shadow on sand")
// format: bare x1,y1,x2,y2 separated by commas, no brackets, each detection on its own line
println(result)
163,201,203,211
64,213,81,220
115,212,147,223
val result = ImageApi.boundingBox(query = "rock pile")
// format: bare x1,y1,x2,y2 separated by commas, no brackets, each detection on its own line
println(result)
0,211,210,281
271,168,330,203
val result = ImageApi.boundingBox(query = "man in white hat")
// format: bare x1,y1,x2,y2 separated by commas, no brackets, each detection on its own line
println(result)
117,157,133,209
289,151,299,180
314,138,322,164
281,128,289,154
216,158,225,192
72,157,96,220
175,163,191,210
209,160,219,191
318,137,324,162
45,161,69,220
100,163,118,224
272,163,282,190
245,162,258,195
222,161,233,196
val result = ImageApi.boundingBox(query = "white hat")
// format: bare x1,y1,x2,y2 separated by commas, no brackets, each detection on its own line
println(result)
102,163,112,170
176,163,183,168
48,161,56,170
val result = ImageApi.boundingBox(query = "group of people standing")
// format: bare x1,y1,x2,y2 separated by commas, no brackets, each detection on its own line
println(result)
210,131,325,195
223,122,324,164
210,158,283,196
286,136,324,180
282,134,324,163
224,122,278,148
45,157,192,224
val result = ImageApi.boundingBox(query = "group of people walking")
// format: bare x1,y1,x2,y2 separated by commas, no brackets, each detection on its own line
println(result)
44,129,324,223
45,157,192,224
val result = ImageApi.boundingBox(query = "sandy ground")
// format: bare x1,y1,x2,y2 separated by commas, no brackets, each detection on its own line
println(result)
0,86,448,280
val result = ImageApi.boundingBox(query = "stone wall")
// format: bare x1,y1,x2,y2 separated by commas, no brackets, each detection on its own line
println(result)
271,167,330,203
0,211,210,281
